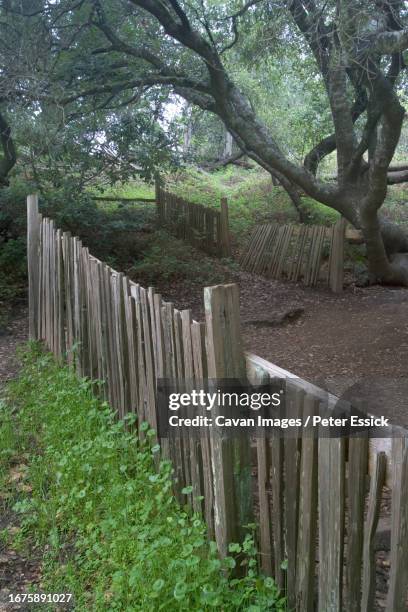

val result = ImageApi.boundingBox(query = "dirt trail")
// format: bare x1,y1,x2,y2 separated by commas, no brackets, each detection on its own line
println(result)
0,310,28,391
0,308,43,611
162,270,408,429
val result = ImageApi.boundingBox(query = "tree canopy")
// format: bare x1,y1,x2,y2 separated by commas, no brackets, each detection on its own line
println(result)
2,0,408,282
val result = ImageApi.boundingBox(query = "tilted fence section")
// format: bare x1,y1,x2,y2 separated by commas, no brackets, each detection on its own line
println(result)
155,186,231,257
27,195,408,611
240,218,346,292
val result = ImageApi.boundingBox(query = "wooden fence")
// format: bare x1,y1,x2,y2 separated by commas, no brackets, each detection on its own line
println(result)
27,195,408,611
156,186,231,257
240,218,346,292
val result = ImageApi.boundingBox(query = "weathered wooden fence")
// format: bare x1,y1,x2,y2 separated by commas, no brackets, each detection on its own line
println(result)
240,218,346,292
27,195,408,611
156,186,231,257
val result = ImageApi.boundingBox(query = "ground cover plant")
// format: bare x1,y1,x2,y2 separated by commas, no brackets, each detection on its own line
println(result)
165,166,350,239
0,346,285,611
88,179,155,203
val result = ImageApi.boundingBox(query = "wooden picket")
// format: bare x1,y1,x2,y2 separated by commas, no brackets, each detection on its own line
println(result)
361,452,387,612
240,218,346,292
347,436,369,612
27,195,408,611
156,186,231,257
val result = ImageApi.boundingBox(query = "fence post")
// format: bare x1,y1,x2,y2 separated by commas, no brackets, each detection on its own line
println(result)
204,283,253,558
27,194,40,340
386,438,408,612
329,217,346,293
155,173,164,225
219,197,231,257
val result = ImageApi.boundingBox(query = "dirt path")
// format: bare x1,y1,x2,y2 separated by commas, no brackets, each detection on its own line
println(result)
0,308,43,611
0,310,28,391
0,506,42,612
160,270,408,429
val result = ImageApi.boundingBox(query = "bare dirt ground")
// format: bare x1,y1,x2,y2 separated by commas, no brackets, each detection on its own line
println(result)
0,309,28,391
161,270,408,430
0,308,43,611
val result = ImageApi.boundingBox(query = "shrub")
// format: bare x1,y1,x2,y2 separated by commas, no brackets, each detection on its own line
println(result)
42,187,157,270
129,230,225,286
0,181,33,328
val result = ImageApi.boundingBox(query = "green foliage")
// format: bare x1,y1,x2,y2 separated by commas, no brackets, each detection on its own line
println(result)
0,180,32,239
166,166,332,237
301,199,340,226
1,348,285,611
0,181,34,327
0,248,26,330
89,179,155,202
223,52,333,167
130,230,226,286
43,185,224,287
0,238,26,277
41,186,157,270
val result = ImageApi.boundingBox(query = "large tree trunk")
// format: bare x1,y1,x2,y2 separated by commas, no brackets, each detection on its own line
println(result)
345,204,408,285
370,221,408,285
270,171,310,223
380,220,408,256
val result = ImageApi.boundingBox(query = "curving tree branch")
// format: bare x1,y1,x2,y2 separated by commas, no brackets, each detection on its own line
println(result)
369,28,408,55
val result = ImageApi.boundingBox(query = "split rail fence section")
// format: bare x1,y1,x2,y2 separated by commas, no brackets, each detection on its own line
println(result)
240,218,346,292
156,186,231,257
27,195,408,611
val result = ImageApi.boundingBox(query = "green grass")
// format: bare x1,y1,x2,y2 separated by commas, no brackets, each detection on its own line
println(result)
164,167,340,238
88,179,155,212
165,167,297,236
83,166,408,240
0,346,285,611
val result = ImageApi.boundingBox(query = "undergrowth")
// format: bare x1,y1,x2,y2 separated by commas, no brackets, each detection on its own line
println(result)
128,230,228,286
88,178,155,203
0,346,285,611
165,167,341,236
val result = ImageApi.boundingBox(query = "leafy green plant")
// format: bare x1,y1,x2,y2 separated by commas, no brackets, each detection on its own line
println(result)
129,230,226,286
164,166,338,239
88,178,155,202
0,181,33,327
0,238,26,276
1,347,286,611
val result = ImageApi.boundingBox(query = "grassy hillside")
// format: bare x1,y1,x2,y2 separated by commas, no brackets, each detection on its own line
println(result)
88,166,408,240
165,167,345,234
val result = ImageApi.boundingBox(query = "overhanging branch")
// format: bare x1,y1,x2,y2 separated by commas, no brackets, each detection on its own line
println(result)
61,74,213,105
370,28,408,55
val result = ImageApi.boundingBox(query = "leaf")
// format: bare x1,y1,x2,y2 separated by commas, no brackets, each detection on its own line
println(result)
152,578,165,592
280,558,288,570
173,581,187,600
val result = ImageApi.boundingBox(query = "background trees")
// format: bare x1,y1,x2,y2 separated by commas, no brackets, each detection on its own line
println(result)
1,0,408,284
